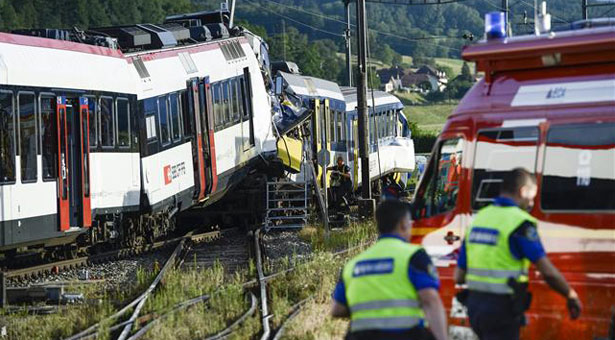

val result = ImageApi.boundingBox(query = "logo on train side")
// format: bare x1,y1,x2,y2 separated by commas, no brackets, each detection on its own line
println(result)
163,162,186,185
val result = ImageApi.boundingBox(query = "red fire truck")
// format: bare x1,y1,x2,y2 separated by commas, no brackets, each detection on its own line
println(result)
411,23,615,339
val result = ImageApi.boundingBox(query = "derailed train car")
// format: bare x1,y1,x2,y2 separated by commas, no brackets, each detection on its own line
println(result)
0,10,276,254
272,71,415,193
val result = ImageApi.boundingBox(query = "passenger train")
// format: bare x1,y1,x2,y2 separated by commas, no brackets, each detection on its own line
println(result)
0,10,277,254
272,71,415,193
411,19,615,339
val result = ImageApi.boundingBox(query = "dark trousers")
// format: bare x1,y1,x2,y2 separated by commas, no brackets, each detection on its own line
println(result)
345,327,434,340
466,292,522,340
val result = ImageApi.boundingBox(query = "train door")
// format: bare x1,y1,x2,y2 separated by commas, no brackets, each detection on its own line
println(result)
199,78,214,194
241,67,255,150
187,78,208,200
56,96,91,231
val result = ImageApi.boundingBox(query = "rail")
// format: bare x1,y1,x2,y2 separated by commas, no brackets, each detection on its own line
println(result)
93,231,374,339
63,229,221,340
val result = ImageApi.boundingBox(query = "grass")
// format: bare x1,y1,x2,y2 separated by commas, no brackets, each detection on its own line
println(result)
3,221,378,340
404,101,459,133
298,220,377,253
395,91,427,105
2,271,154,340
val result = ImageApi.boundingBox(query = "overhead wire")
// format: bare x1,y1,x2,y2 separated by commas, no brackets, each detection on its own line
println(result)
243,0,344,37
598,4,615,17
245,0,463,51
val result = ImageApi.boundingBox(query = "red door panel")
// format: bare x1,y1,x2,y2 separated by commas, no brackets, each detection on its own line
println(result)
56,96,69,231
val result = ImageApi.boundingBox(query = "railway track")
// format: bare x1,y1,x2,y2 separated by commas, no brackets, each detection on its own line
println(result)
59,227,249,340
5,230,221,281
58,227,372,340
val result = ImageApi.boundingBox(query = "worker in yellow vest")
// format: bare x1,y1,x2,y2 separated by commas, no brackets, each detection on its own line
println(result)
331,200,447,340
455,168,582,340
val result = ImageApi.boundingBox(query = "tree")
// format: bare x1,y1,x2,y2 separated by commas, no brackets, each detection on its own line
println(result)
1,1,21,30
461,62,473,81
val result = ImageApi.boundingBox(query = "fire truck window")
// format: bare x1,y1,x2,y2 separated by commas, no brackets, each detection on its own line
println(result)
420,138,464,217
472,127,539,210
40,95,56,180
19,92,37,182
542,123,615,211
0,91,15,183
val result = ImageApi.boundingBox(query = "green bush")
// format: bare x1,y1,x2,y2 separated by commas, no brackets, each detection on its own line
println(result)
410,121,438,154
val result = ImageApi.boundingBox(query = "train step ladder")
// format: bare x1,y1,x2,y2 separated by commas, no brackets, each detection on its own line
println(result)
264,179,308,230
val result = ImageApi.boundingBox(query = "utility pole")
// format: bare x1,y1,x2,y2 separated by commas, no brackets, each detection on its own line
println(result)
356,0,375,216
344,0,353,87
502,0,510,35
582,0,588,20
229,0,236,28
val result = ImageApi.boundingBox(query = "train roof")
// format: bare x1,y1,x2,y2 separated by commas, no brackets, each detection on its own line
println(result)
279,71,345,111
340,87,403,113
451,25,615,122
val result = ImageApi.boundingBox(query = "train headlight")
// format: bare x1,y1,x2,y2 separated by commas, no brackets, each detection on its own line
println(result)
485,11,507,40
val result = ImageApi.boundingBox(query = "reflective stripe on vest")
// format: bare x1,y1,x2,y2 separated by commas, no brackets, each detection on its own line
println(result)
466,205,536,295
467,268,528,278
342,238,426,331
349,299,421,313
467,280,514,294
350,316,422,332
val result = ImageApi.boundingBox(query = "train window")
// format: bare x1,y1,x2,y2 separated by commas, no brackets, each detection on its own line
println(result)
239,77,248,119
100,97,115,148
39,95,57,180
158,96,170,145
80,104,90,196
542,123,615,211
223,81,231,126
116,98,130,148
18,92,37,182
85,96,97,149
368,113,374,144
213,83,222,129
416,138,464,218
472,127,539,210
336,112,343,144
169,93,181,141
341,112,347,143
232,79,241,124
0,91,15,183
144,98,157,141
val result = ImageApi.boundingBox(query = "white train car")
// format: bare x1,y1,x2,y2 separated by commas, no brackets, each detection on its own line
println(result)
339,87,415,189
272,72,414,191
0,10,276,253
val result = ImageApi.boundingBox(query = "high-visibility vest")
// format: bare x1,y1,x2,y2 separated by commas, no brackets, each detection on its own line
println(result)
465,204,536,294
342,237,425,332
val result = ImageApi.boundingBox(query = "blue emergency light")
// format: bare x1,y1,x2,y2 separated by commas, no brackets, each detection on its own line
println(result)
485,12,507,39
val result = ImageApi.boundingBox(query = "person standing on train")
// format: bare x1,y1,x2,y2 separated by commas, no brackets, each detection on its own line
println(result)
331,200,448,340
454,168,582,340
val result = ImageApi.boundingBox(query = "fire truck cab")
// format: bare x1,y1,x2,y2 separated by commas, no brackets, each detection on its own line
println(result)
411,23,615,339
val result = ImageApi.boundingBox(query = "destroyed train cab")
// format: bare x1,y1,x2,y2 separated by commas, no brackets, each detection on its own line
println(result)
411,21,615,339
273,71,414,190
